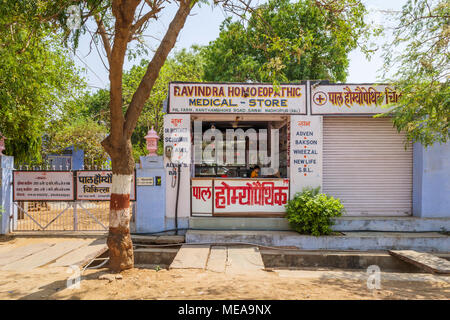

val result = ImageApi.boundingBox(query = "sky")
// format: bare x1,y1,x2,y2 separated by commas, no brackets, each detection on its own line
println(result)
73,0,408,90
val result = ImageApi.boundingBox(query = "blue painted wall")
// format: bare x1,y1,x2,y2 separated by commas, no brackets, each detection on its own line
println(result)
413,142,450,218
135,156,166,233
71,147,84,170
47,146,84,170
0,156,13,234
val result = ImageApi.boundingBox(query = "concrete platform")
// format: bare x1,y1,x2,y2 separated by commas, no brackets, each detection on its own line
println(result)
186,230,450,253
170,244,211,269
189,216,450,232
226,245,265,275
49,239,107,267
1,240,91,271
0,238,107,271
389,250,450,274
206,246,227,273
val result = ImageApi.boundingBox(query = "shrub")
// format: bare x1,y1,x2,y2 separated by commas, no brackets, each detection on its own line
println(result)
285,187,344,236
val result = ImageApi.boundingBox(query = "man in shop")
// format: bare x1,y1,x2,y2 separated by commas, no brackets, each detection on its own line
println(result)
250,165,261,178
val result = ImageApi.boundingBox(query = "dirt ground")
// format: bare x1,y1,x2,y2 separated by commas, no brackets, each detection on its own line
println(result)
0,236,448,300
0,266,448,300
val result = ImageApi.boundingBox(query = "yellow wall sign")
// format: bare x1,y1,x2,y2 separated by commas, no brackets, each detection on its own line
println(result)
169,82,307,114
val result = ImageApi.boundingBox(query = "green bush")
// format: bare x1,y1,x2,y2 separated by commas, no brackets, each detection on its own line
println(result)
285,187,344,236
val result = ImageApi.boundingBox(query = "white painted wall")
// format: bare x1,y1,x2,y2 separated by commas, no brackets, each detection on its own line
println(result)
164,114,191,220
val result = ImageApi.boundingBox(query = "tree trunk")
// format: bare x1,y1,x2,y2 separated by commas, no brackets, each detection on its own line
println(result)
101,0,195,272
104,138,135,272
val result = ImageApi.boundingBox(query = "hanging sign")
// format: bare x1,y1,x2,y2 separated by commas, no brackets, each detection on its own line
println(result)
76,171,136,201
13,171,74,201
169,82,307,114
311,84,401,114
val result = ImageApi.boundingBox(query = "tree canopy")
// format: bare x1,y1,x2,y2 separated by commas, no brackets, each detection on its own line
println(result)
0,1,85,163
381,0,449,146
203,0,376,83
80,47,204,161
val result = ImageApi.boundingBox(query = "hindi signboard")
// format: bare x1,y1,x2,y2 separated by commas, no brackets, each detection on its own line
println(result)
213,178,289,215
13,171,74,201
169,82,307,114
76,171,136,201
191,179,213,215
311,84,401,115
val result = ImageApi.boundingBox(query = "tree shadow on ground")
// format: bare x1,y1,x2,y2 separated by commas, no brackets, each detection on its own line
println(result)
306,275,450,300
16,269,108,300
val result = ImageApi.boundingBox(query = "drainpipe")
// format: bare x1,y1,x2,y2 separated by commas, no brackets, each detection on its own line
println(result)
174,163,181,235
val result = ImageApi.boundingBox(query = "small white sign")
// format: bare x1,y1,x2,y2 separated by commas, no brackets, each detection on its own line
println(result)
13,171,74,201
137,177,154,186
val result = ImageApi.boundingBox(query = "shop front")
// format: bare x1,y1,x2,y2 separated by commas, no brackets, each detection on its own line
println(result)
163,81,409,226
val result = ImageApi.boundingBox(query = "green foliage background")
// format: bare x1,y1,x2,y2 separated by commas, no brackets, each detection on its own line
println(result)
202,0,377,83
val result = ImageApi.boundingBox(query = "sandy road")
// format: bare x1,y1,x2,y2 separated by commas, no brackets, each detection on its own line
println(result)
0,236,448,300
0,266,448,300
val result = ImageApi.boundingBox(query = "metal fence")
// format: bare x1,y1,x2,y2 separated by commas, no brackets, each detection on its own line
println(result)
12,163,135,232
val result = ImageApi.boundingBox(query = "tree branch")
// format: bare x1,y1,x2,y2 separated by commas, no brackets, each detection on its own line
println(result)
123,0,194,139
129,1,164,38
107,0,141,145
94,14,112,63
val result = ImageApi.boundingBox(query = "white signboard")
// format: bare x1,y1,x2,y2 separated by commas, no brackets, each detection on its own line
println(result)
311,84,401,114
136,177,154,186
169,82,307,114
164,114,191,220
76,171,136,201
13,171,74,201
290,116,322,197
213,179,289,215
191,179,213,215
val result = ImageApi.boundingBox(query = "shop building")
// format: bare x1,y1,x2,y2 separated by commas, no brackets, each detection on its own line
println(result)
154,81,449,232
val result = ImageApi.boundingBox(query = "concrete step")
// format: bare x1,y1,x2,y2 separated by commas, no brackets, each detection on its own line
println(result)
190,217,291,231
131,234,185,244
226,245,265,275
134,247,179,267
186,230,450,252
261,249,423,272
389,250,450,274
206,246,227,273
189,216,450,232
333,217,450,232
169,244,210,269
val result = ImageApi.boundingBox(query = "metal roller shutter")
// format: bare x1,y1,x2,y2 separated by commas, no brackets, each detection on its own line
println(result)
323,117,412,216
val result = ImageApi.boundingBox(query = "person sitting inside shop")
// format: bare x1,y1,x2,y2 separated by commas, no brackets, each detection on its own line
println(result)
250,165,261,178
